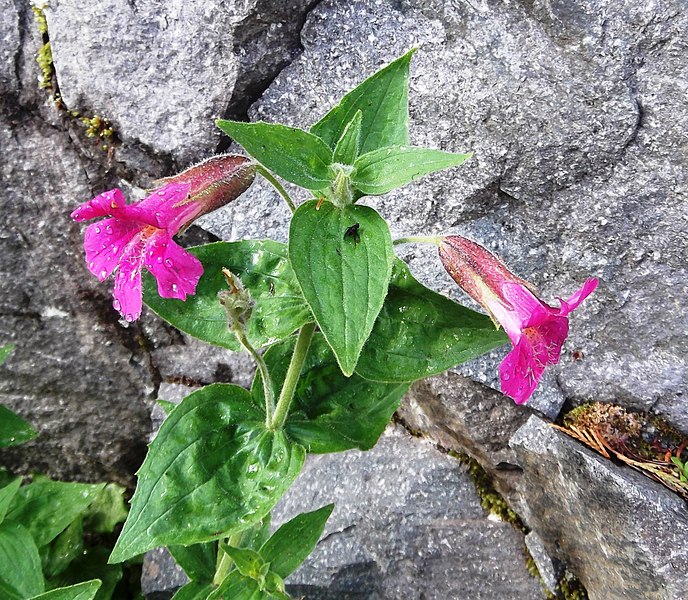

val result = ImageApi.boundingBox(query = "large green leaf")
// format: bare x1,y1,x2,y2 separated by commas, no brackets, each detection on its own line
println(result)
0,520,44,598
352,146,471,196
168,541,217,582
289,200,394,376
260,504,333,578
109,385,305,563
29,580,101,600
216,121,334,190
0,478,21,524
143,241,311,351
0,404,37,448
253,335,408,453
356,260,508,382
311,50,415,155
6,478,104,547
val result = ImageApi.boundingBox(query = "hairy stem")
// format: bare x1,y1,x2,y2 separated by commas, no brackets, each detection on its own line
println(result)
393,235,442,246
233,325,275,425
257,165,296,213
269,322,316,431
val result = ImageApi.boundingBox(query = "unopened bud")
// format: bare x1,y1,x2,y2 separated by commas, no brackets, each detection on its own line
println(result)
218,268,254,328
155,154,256,221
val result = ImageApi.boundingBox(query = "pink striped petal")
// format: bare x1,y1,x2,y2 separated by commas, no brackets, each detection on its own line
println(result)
144,234,203,300
83,218,140,281
113,242,146,321
71,189,126,222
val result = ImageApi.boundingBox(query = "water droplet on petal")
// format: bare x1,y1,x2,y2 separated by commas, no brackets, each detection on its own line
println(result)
155,211,161,218
112,245,118,252
164,258,173,267
95,226,101,234
171,283,178,292
156,256,163,263
106,225,113,234
125,313,134,322
113,299,121,310
157,190,165,196
74,212,80,219
100,269,107,278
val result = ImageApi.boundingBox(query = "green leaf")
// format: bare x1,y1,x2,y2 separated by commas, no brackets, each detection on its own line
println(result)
41,518,84,578
235,515,272,552
332,111,362,165
311,49,415,155
254,335,407,453
356,259,508,382
216,121,333,190
260,504,333,578
352,145,472,196
83,483,128,534
143,241,311,351
289,200,394,376
110,384,305,563
6,478,105,547
219,544,267,581
47,547,121,600
0,478,22,524
171,581,214,600
29,580,102,600
0,344,14,365
0,520,44,598
168,541,217,582
207,571,262,600
0,404,37,448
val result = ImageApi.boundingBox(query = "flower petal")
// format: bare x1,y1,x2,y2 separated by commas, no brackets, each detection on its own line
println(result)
499,337,546,405
144,234,203,300
500,282,552,332
71,189,126,222
113,242,146,321
127,183,197,234
84,218,140,281
558,278,598,316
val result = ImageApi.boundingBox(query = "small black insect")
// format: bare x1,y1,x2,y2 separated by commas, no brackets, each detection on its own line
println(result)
344,223,360,244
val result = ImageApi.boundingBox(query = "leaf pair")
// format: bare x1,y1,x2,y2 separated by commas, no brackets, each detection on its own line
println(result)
173,505,332,600
0,344,37,448
216,51,470,201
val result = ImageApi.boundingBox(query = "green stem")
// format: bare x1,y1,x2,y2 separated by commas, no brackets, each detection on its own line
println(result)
257,165,296,214
213,533,243,585
269,322,316,431
393,235,442,246
233,325,275,424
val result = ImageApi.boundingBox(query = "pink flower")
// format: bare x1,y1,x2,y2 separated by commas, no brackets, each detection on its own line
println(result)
71,155,255,322
439,235,597,404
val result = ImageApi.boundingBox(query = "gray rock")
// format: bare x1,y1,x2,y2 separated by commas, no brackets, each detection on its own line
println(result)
511,415,688,600
198,0,688,431
525,531,563,597
43,0,317,170
0,0,20,96
141,547,188,600
274,426,544,599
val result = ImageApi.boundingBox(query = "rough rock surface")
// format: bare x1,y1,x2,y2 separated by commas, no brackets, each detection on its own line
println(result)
199,0,688,431
511,415,688,600
43,0,317,170
275,426,544,600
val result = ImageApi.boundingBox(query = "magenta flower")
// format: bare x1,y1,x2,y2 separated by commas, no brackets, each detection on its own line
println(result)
71,184,203,322
439,235,598,404
71,155,256,322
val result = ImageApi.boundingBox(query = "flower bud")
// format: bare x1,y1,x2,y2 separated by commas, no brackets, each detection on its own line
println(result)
155,154,256,221
218,268,254,328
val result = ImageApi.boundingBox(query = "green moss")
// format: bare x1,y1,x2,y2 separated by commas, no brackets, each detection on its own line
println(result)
32,5,48,35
